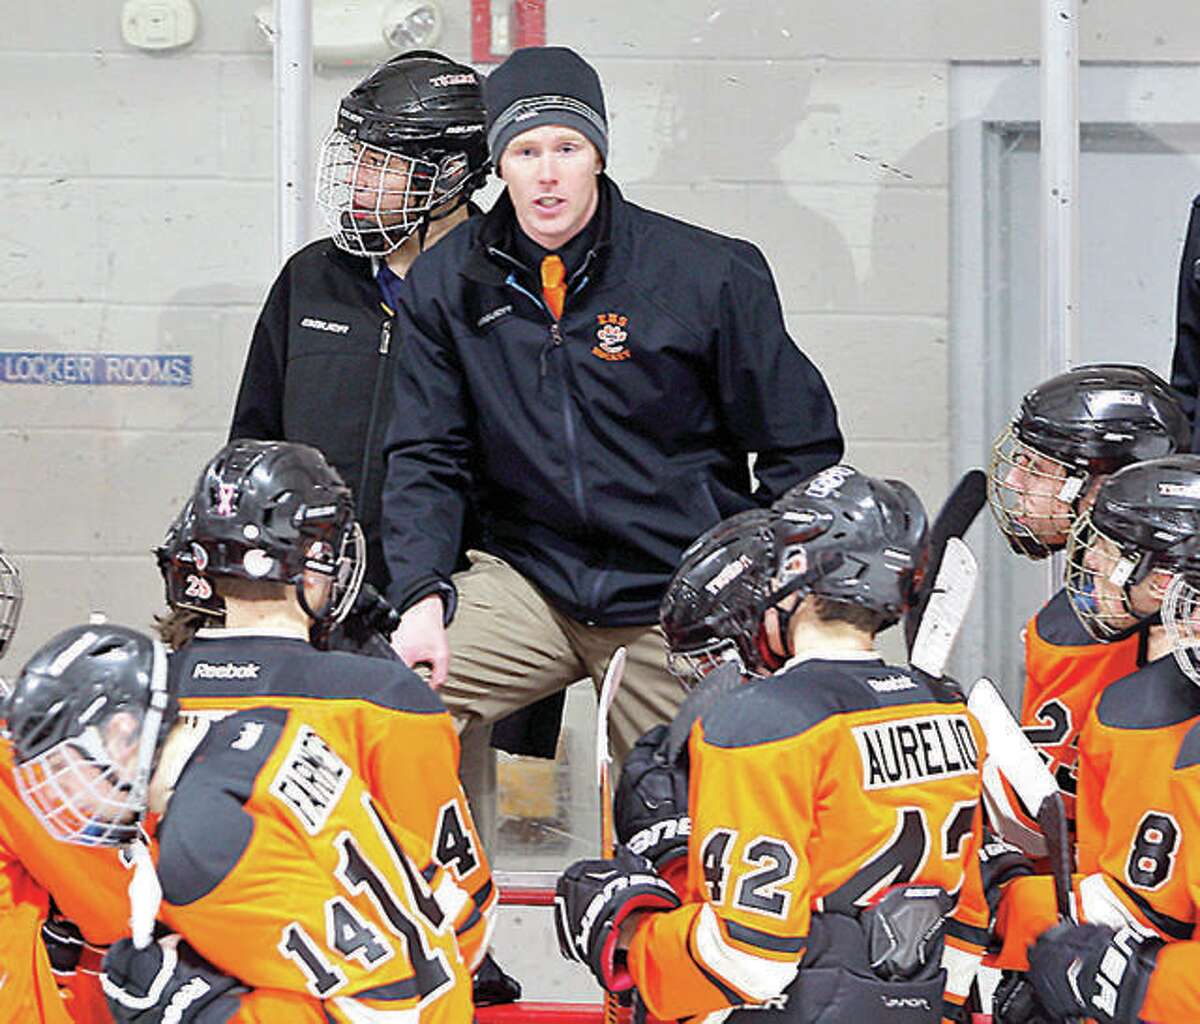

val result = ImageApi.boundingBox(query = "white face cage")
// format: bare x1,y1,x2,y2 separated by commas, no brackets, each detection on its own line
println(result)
665,637,748,690
1164,574,1200,687
316,130,468,256
14,639,170,848
325,521,367,626
1063,510,1166,641
987,425,1087,558
0,549,22,660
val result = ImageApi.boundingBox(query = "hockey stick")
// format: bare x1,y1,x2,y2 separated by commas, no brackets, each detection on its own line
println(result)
909,536,977,680
967,678,1075,924
596,646,627,1024
905,469,987,655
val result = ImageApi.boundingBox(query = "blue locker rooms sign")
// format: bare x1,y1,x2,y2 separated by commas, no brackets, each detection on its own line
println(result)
0,352,192,386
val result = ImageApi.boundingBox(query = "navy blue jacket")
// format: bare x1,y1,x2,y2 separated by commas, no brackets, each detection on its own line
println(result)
1170,193,1200,450
382,177,844,625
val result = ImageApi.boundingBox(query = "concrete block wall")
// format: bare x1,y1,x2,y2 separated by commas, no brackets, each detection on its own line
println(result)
1,0,1195,674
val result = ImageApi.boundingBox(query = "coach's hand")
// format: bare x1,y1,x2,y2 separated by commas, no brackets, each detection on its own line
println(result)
102,935,246,1024
391,594,450,689
1027,922,1162,1024
555,847,681,993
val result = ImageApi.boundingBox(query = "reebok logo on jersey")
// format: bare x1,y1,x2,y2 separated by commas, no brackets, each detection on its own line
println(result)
192,661,260,680
299,316,350,335
852,713,978,790
867,674,917,693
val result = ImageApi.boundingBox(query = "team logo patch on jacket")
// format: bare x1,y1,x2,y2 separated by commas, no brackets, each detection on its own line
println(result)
592,313,631,362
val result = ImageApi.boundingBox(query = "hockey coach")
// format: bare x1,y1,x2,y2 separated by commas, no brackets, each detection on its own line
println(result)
381,45,843,815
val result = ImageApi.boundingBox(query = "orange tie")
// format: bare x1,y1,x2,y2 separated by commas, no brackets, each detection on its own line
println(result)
541,255,566,320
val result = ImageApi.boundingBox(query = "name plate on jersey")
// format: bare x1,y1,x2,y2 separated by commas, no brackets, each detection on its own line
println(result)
269,725,351,835
852,713,978,790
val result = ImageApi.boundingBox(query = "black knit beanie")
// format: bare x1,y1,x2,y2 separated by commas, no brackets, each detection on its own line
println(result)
484,47,608,169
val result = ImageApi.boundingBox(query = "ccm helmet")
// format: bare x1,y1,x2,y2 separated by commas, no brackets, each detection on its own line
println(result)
988,364,1188,559
4,624,175,847
316,50,488,255
660,509,778,685
170,441,364,625
1065,455,1200,641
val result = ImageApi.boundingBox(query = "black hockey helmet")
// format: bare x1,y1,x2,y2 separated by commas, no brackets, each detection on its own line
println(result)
155,498,224,623
660,509,778,685
1065,455,1200,640
4,624,176,847
317,49,488,255
0,547,21,663
769,466,929,631
169,441,364,625
989,364,1188,559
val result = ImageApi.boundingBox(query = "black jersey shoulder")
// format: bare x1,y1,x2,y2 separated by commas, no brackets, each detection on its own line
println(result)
1175,719,1200,770
700,659,955,749
171,635,446,716
158,707,289,907
1033,589,1101,648
1095,656,1200,731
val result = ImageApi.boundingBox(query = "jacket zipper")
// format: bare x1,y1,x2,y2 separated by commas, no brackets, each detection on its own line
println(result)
355,317,392,522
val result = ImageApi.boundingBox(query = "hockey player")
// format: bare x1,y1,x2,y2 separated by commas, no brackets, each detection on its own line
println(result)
617,510,777,899
557,466,990,1023
0,549,130,1024
229,50,489,599
986,457,1200,1015
985,364,1187,834
155,439,495,973
4,622,474,1023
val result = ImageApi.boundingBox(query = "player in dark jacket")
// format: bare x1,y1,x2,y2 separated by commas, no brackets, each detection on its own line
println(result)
229,50,489,596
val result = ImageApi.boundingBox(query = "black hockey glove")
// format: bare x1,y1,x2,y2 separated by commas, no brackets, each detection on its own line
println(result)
555,846,681,993
42,912,85,975
1027,922,1163,1024
991,970,1052,1024
615,724,690,878
977,833,1036,921
102,935,247,1024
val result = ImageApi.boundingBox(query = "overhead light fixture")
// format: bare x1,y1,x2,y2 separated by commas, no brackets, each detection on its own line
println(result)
383,0,443,49
253,0,443,64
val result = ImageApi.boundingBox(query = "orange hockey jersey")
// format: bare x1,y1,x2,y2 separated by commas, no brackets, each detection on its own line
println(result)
155,706,473,1023
991,655,1200,974
1072,656,1200,940
169,629,494,969
0,741,128,1023
1020,588,1145,823
626,654,989,1023
1138,719,1200,1022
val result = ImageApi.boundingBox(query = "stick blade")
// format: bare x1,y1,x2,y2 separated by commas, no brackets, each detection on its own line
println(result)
905,469,987,652
595,646,627,788
909,537,977,678
967,677,1058,815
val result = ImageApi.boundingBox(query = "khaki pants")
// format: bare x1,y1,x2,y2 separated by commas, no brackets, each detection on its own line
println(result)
441,551,686,844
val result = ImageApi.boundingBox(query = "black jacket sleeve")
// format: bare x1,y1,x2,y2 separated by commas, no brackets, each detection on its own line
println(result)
715,241,844,503
1170,194,1200,450
228,267,290,442
380,285,474,615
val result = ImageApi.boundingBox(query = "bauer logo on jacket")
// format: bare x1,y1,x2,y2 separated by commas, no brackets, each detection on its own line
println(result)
592,313,631,362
